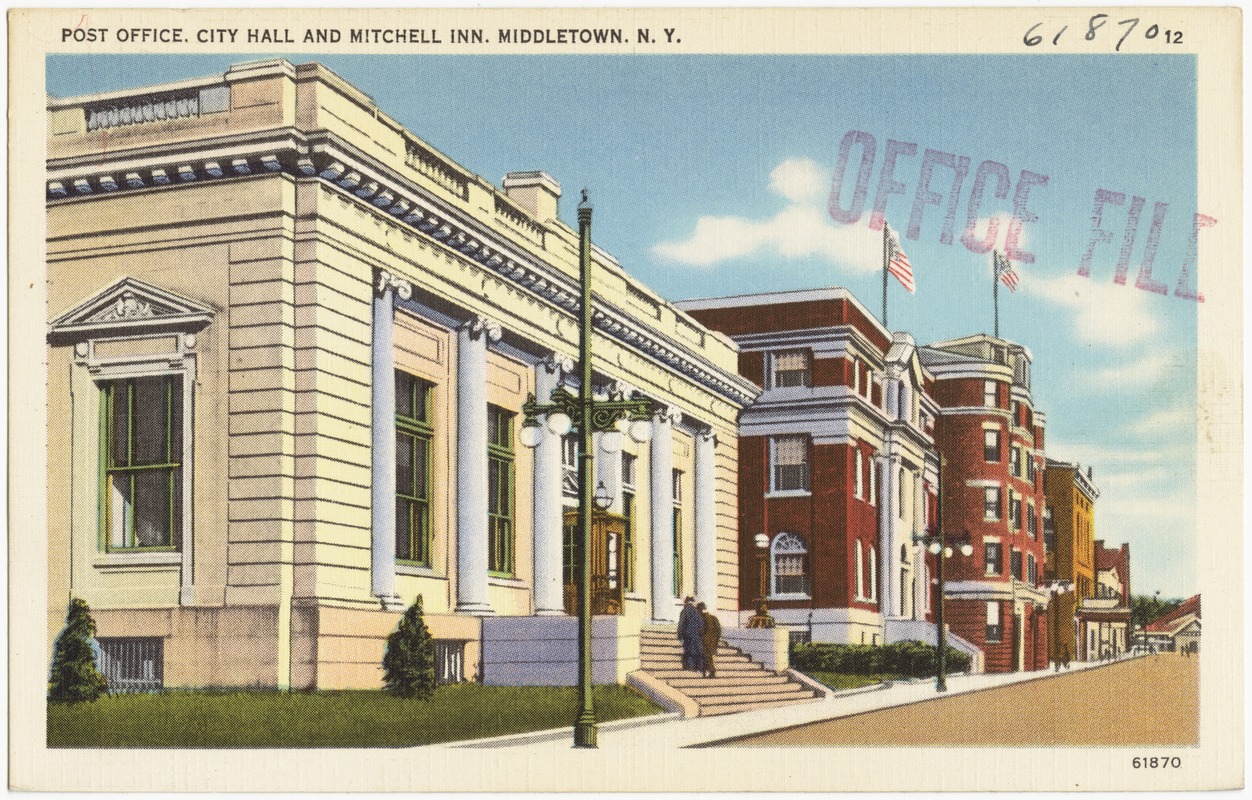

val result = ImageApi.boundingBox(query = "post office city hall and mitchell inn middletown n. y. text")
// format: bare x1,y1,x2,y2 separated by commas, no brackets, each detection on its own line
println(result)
8,6,1242,794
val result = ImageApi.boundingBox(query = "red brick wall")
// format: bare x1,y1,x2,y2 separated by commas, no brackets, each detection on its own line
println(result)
687,298,891,352
739,351,764,387
737,437,882,613
812,356,848,389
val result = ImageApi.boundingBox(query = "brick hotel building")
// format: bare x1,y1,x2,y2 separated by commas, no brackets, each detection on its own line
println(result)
919,336,1050,673
681,289,987,666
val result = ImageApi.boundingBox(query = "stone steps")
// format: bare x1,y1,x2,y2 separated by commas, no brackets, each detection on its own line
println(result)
636,626,820,717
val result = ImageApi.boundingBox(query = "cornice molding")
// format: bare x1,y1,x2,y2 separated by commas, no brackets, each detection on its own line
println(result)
47,129,757,407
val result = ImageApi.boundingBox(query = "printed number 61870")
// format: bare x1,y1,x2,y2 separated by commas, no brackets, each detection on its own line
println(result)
1133,757,1182,769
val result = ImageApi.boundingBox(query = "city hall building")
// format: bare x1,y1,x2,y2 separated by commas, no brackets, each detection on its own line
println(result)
45,59,756,690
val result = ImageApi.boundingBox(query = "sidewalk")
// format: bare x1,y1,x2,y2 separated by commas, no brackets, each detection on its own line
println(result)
447,655,1139,751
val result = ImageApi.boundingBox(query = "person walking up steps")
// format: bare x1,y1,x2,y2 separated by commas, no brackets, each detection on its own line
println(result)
677,596,704,671
698,602,721,678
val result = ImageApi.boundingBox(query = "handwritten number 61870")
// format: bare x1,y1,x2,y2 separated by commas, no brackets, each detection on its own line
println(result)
1024,16,1183,51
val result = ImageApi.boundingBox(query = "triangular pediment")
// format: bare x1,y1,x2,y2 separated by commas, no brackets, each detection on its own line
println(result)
49,276,215,340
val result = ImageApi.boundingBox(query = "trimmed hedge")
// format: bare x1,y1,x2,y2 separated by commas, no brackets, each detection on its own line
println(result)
791,640,971,678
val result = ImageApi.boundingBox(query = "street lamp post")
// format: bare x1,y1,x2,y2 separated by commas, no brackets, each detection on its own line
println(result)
915,527,973,692
518,190,653,749
747,533,774,628
1046,580,1073,670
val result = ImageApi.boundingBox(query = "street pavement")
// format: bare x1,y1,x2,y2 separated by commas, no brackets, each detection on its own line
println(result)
448,652,1173,751
722,652,1198,746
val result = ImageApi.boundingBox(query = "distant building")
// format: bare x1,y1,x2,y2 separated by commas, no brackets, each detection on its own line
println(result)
1142,594,1201,653
919,335,1050,673
1080,540,1132,658
1043,459,1099,660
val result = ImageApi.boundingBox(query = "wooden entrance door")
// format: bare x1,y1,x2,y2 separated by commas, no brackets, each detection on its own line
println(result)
563,509,626,616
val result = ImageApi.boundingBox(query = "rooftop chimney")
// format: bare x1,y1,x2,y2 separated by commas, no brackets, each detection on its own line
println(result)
502,171,561,223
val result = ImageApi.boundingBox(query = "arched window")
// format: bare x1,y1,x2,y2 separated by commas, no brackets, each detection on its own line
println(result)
771,531,810,597
898,467,906,518
855,539,864,599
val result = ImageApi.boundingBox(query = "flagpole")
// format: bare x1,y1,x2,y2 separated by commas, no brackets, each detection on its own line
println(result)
993,251,1000,339
882,224,889,328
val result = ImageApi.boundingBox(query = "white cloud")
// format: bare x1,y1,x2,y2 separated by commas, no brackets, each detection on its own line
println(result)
1022,270,1159,346
1124,405,1196,438
768,158,826,204
651,157,881,272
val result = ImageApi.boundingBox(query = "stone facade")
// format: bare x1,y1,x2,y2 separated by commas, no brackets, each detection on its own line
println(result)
46,59,755,690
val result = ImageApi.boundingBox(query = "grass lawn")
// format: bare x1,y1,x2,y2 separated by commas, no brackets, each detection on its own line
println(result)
806,671,903,691
48,684,663,748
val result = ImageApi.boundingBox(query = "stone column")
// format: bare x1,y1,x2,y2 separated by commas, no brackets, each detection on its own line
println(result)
371,271,410,611
877,454,898,619
454,315,501,615
693,428,718,609
532,355,569,616
649,409,680,623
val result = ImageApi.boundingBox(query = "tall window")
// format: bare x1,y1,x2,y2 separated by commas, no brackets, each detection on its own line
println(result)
984,380,998,408
773,349,811,388
854,448,864,499
985,542,1002,575
771,435,810,493
487,405,515,576
898,467,907,519
869,456,877,506
395,371,433,566
1009,495,1022,530
1010,549,1023,580
1027,553,1037,585
869,546,878,602
1027,503,1037,538
852,357,861,394
771,532,810,596
672,469,683,596
984,429,1001,462
984,486,1003,520
986,601,1002,642
855,539,864,599
1010,445,1021,477
561,434,579,499
621,452,637,592
102,376,183,550
1043,507,1055,552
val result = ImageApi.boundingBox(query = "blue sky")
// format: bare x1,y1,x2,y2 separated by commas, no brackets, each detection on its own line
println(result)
49,54,1200,597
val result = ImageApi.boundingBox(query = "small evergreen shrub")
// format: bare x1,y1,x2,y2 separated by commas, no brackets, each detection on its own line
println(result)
791,640,972,678
382,595,438,700
48,597,109,704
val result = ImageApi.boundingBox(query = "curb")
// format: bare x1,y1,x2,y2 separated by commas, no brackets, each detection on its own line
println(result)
447,710,682,749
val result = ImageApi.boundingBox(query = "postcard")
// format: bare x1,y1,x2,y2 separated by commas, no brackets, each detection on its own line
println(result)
9,6,1242,792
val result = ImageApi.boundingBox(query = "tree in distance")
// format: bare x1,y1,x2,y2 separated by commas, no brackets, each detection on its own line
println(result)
48,597,109,704
382,595,438,700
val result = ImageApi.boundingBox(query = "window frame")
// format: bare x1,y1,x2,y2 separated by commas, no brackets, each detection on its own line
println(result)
770,531,811,599
620,452,637,593
769,434,811,495
395,371,435,568
984,428,1001,463
984,380,998,408
486,404,516,577
985,542,1003,575
984,485,1003,521
100,375,184,553
771,349,811,389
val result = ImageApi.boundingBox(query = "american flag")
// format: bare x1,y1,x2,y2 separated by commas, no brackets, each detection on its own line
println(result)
885,223,915,294
995,250,1020,292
